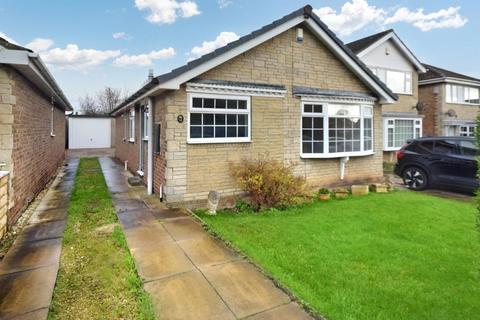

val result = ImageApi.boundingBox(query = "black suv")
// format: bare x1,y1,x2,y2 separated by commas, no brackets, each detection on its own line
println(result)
394,137,478,192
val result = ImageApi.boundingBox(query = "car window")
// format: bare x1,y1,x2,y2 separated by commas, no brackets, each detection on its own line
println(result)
434,140,459,155
406,141,434,154
459,140,478,157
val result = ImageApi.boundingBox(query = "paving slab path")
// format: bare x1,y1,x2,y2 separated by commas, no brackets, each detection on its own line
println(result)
99,157,313,320
0,158,79,319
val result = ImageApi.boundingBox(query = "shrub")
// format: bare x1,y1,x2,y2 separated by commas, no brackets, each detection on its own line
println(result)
230,157,306,211
318,188,330,195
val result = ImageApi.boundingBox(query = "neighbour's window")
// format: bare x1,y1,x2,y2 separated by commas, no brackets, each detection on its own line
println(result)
188,94,250,143
370,67,412,94
446,84,480,104
385,118,422,149
459,140,477,157
460,125,475,137
301,103,373,157
128,109,135,142
142,107,149,140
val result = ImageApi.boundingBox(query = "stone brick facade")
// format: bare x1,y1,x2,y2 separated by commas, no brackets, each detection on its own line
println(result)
0,172,8,239
114,25,387,207
0,65,66,225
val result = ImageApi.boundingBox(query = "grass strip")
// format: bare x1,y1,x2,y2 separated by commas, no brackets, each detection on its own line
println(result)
49,158,154,320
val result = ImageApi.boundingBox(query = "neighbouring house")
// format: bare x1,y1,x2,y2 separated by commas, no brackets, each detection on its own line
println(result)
110,5,397,207
419,64,480,137
346,30,427,162
0,37,72,235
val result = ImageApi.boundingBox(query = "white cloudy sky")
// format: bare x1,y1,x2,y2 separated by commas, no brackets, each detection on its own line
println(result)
0,0,476,110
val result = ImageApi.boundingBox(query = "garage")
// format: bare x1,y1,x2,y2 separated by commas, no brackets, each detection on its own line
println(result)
68,115,113,149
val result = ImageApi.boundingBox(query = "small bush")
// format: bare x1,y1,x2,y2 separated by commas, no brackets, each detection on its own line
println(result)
318,188,330,195
230,157,306,211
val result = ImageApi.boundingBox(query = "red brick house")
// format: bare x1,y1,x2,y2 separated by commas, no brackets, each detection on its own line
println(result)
0,37,72,233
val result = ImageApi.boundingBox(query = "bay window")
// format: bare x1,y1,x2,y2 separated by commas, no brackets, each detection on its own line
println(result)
188,94,250,143
301,102,374,158
370,67,412,95
384,118,422,150
446,84,480,104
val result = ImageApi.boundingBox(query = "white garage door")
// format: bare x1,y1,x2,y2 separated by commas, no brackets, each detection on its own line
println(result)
69,117,112,149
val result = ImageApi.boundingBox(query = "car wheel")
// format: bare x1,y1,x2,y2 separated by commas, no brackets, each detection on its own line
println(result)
402,167,428,191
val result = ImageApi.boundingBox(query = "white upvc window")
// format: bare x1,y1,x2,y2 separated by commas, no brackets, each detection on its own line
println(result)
301,102,374,158
370,67,412,95
128,109,135,142
384,118,422,150
188,93,251,144
142,107,149,140
460,125,475,137
446,84,480,105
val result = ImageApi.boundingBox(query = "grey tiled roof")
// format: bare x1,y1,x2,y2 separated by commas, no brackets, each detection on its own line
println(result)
346,29,393,54
420,64,480,83
111,5,397,115
188,79,286,91
293,86,376,100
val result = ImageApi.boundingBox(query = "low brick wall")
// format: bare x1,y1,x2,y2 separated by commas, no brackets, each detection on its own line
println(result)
0,171,9,239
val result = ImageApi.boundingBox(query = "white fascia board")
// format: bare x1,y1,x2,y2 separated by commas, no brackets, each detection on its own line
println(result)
357,33,426,73
419,77,480,87
0,48,29,65
305,20,396,104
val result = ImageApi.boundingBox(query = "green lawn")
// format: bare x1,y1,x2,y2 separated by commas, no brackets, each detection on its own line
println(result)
49,158,154,320
199,191,480,320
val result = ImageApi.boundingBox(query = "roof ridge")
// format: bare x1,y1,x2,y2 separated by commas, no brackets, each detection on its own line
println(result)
111,4,396,114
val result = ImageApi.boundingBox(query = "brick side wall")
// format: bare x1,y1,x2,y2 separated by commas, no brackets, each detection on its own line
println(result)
114,107,141,175
418,84,441,136
157,26,384,205
0,172,8,239
0,67,14,184
8,67,66,224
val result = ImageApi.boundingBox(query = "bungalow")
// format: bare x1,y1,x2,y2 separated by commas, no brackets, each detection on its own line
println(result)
346,30,427,162
110,5,397,207
0,37,72,236
418,64,480,137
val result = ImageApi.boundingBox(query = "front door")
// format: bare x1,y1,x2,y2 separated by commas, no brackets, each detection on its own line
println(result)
138,106,149,175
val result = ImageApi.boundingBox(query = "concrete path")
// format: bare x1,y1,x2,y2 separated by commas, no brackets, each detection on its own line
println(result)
0,158,79,319
99,157,313,320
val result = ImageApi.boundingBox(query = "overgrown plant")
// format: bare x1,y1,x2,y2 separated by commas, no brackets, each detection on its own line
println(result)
230,156,306,211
